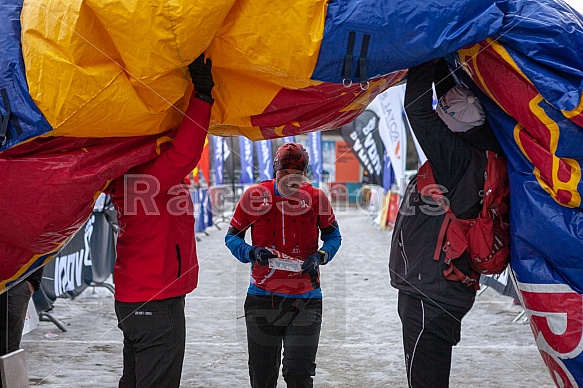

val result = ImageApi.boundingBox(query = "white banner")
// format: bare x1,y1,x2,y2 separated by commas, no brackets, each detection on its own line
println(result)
367,85,408,190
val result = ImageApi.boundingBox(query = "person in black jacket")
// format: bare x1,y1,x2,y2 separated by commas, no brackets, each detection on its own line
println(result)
388,59,502,388
0,267,44,386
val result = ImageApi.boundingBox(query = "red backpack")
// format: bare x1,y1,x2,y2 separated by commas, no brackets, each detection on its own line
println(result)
417,151,510,289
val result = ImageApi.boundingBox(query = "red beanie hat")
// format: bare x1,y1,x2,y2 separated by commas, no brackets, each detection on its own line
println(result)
273,143,309,172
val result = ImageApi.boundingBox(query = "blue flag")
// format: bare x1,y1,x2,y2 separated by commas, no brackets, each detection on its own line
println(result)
255,140,273,181
308,132,322,182
382,151,396,192
213,136,224,185
239,137,254,184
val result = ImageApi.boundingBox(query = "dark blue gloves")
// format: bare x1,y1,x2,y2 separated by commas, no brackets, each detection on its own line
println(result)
249,247,276,266
188,54,214,101
301,251,324,275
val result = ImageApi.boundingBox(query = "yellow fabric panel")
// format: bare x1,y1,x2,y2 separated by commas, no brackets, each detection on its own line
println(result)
206,46,322,137
206,0,328,139
211,0,327,79
21,0,235,137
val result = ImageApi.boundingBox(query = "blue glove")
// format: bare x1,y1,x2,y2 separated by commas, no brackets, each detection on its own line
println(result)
249,247,276,266
301,252,323,275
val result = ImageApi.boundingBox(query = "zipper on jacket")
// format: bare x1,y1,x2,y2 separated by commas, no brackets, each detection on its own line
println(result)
399,230,409,275
281,204,286,245
175,244,182,279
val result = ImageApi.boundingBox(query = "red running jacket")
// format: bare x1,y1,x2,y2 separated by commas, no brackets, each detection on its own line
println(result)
107,94,211,303
230,180,336,294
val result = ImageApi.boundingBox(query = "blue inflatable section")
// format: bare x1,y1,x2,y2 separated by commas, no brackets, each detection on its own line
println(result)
477,80,583,384
312,0,505,83
496,0,583,111
0,0,52,152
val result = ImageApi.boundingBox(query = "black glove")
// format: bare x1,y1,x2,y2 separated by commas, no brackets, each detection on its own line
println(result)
301,252,323,275
249,247,276,266
188,54,215,100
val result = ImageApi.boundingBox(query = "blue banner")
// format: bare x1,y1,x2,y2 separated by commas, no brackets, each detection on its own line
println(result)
282,136,295,144
191,188,213,233
382,151,395,192
255,140,273,182
308,132,322,182
239,137,254,184
212,136,224,185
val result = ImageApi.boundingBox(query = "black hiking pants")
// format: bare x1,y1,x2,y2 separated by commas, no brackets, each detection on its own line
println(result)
114,296,186,388
398,292,467,388
244,294,322,388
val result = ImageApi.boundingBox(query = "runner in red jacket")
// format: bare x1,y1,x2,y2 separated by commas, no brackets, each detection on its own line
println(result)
106,54,214,388
226,142,342,387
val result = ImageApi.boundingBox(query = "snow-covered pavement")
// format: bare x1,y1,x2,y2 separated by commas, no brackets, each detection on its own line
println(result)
22,206,553,387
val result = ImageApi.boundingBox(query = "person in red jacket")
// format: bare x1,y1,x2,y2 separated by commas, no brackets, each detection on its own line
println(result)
106,54,214,388
226,143,342,387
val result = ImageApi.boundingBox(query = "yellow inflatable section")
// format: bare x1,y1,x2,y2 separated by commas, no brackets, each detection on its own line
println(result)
21,0,236,137
21,0,331,140
205,0,328,138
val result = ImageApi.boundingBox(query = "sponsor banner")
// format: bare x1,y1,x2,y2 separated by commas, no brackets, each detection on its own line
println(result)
382,151,396,192
308,131,322,182
255,140,273,181
340,110,384,186
39,210,116,301
212,136,230,185
367,85,407,186
239,137,255,184
224,137,235,184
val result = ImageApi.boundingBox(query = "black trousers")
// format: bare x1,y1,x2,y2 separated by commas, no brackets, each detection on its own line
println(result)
0,281,31,357
244,294,322,388
398,292,467,388
114,296,186,388
0,281,32,388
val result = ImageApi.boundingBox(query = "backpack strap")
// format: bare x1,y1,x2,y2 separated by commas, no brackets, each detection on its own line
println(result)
433,212,453,262
418,161,480,289
443,262,480,289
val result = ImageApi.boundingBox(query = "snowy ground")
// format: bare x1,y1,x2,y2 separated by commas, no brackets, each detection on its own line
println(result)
21,207,553,387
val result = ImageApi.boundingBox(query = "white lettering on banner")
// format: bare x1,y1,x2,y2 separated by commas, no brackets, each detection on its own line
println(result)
350,132,373,172
83,215,94,266
244,139,252,159
310,134,320,166
54,252,83,295
215,137,223,160
362,116,377,136
243,139,253,180
53,220,94,296
363,133,382,175
372,85,409,183
215,138,224,182
349,118,382,177
379,95,401,147
261,141,271,179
